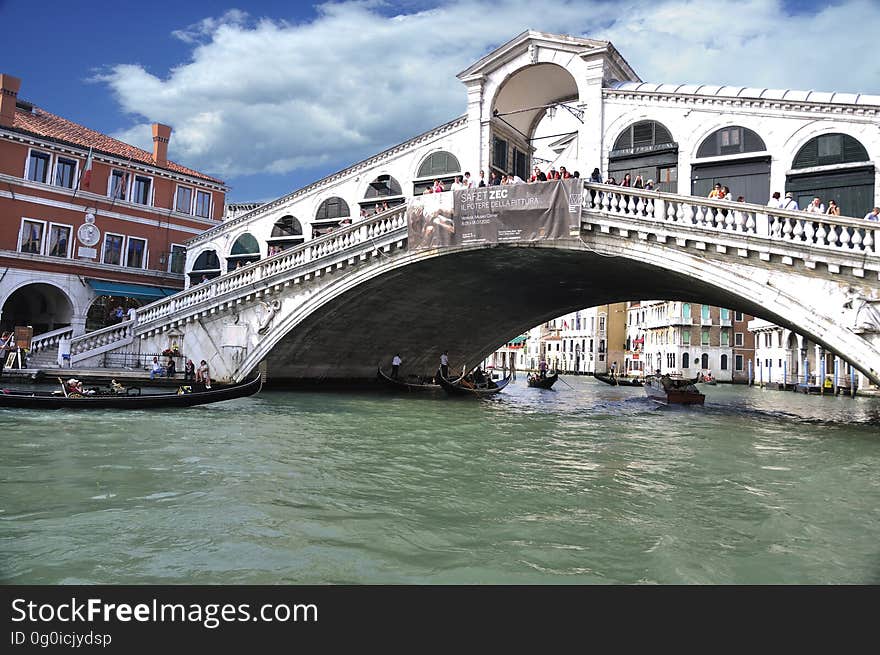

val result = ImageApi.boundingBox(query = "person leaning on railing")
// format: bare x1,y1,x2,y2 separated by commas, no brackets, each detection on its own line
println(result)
865,207,880,222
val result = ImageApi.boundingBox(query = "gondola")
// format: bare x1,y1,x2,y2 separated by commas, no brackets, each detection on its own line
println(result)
377,366,446,392
594,373,644,387
436,370,511,396
0,374,263,409
527,372,558,389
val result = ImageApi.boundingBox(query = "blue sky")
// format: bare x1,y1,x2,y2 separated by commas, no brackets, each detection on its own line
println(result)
1,0,877,204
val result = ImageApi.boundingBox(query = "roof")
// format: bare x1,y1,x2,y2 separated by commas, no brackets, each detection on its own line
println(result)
608,81,880,107
8,102,225,185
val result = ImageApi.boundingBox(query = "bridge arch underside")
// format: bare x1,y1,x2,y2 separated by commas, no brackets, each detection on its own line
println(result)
258,245,877,384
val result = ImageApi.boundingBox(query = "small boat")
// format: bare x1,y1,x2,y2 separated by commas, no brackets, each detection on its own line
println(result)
377,366,445,392
527,372,558,389
644,375,704,405
594,373,644,387
437,370,512,396
0,374,263,409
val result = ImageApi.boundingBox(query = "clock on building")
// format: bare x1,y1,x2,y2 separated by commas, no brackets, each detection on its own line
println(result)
77,212,101,246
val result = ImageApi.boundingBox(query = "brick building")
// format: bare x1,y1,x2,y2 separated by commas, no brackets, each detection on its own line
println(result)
0,73,226,350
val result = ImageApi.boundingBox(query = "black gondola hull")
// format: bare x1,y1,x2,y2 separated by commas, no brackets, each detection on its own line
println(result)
377,366,444,392
0,374,263,409
436,372,511,396
527,373,558,389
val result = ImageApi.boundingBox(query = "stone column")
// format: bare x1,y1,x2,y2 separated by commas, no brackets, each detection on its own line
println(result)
577,53,606,177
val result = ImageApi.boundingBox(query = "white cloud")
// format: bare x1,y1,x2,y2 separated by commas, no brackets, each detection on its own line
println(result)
96,0,880,183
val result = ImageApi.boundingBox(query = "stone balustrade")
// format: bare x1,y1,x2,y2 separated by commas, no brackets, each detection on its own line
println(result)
135,204,407,328
582,182,878,256
29,326,74,354
68,320,135,363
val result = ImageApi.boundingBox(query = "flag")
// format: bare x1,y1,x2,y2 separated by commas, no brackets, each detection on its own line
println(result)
80,147,93,190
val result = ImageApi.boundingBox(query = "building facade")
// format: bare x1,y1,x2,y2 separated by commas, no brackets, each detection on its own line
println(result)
0,73,226,350
625,301,735,381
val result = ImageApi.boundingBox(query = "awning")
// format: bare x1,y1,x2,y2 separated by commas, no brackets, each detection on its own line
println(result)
87,279,181,301
507,335,527,345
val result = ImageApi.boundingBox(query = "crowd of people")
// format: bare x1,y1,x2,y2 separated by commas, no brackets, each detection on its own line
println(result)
421,165,586,195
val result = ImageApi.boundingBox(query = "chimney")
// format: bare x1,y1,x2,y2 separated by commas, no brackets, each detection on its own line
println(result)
0,74,22,128
151,122,172,166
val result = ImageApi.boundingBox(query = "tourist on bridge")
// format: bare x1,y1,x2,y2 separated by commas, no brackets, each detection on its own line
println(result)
826,200,841,216
477,170,486,187
391,354,402,379
805,197,826,214
440,351,449,379
489,171,500,185
708,183,722,199
864,207,879,222
768,191,782,209
781,192,799,211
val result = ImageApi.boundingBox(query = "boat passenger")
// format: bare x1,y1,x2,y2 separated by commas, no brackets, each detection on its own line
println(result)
196,360,211,388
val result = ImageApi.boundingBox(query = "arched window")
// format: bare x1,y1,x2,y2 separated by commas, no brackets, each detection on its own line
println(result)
701,353,709,369
417,151,460,178
189,249,220,282
720,354,729,370
793,133,869,169
227,233,261,269
682,353,690,369
609,120,678,193
682,303,691,319
697,126,766,158
361,175,405,215
268,215,304,254
271,215,302,238
612,120,675,153
315,197,350,221
787,133,873,217
364,174,402,199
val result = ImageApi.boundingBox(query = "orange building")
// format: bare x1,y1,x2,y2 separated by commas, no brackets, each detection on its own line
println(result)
0,73,226,346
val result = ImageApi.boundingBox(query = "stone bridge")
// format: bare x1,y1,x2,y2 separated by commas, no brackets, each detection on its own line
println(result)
50,182,880,385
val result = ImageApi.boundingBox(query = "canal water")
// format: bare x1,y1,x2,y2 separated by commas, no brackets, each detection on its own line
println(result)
2,377,879,584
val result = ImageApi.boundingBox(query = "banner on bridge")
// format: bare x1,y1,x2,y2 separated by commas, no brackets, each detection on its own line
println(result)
407,180,581,250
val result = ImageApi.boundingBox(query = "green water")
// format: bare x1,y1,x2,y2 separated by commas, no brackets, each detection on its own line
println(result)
2,378,879,584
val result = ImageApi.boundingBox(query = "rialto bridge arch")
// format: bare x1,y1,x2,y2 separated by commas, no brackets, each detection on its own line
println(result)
224,236,880,385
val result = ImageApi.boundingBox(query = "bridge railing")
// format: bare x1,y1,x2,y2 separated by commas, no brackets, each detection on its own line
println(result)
68,319,136,364
582,183,877,256
135,204,408,327
29,325,75,355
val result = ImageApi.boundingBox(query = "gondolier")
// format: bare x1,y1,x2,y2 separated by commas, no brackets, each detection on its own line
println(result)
391,353,402,379
440,351,449,379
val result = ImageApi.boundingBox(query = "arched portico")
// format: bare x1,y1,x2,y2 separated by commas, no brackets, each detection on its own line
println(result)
1,282,74,335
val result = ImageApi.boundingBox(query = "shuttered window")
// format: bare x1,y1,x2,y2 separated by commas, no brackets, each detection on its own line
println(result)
792,133,869,168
